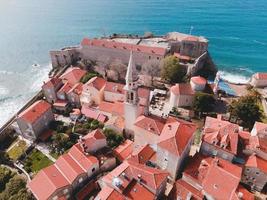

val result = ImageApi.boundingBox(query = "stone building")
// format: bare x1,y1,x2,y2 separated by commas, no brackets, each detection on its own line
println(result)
250,72,267,88
78,129,107,153
200,115,240,162
133,115,197,179
17,100,54,140
80,77,106,106
241,154,267,192
42,77,63,103
169,76,207,108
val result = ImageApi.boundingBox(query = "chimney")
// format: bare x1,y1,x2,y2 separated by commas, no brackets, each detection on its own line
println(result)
212,158,219,166
237,192,243,199
217,114,222,120
137,174,142,182
168,124,172,130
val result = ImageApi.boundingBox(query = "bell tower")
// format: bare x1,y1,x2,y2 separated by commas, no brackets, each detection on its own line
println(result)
124,51,139,134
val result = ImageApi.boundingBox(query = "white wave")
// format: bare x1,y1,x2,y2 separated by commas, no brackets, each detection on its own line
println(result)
0,63,52,126
219,70,250,84
253,40,266,46
0,85,9,96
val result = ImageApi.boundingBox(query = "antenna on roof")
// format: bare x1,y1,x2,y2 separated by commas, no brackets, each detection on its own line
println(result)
189,26,194,35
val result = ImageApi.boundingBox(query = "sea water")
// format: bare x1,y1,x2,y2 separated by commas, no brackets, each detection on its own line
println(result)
0,0,267,125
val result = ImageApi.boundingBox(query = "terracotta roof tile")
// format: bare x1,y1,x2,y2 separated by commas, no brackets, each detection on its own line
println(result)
175,179,203,200
68,144,98,171
137,87,150,99
113,139,133,161
104,82,125,94
134,115,166,135
184,155,242,200
58,82,73,94
42,77,62,89
245,154,267,174
255,72,267,80
203,116,240,155
170,83,194,95
191,76,207,85
28,165,69,200
84,76,106,91
68,82,83,95
81,38,166,56
131,144,155,164
60,67,86,85
18,100,52,123
55,154,86,184
157,117,196,156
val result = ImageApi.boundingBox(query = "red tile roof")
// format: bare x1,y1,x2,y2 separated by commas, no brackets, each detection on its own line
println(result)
113,139,133,162
98,101,124,116
18,100,52,123
157,117,197,156
68,144,98,171
170,83,194,95
60,67,86,85
203,116,240,155
123,179,154,200
184,155,242,200
252,121,267,136
29,140,99,200
84,76,106,91
95,186,125,200
28,164,69,200
68,82,83,95
104,82,125,94
255,72,267,80
191,76,207,85
131,144,155,164
245,154,267,174
53,100,68,108
173,52,192,61
42,77,62,89
58,82,73,94
236,185,254,200
55,154,86,184
134,115,166,135
81,106,107,123
81,38,166,56
102,161,169,194
81,129,106,149
127,161,169,191
137,87,150,99
175,179,203,200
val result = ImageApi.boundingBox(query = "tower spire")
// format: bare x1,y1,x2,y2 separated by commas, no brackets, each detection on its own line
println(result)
125,51,137,89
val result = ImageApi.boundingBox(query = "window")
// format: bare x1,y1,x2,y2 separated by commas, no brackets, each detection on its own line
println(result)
246,168,250,172
256,171,260,175
149,56,151,59
92,167,96,172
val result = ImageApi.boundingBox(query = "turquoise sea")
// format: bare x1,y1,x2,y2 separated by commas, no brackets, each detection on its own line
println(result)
0,0,267,125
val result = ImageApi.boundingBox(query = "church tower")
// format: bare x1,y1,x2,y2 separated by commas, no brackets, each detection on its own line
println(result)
124,51,139,134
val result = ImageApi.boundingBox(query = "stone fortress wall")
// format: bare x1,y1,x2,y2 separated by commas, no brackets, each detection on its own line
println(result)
50,32,217,77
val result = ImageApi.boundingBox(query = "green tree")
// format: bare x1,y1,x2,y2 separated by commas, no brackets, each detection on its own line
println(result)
228,95,263,129
193,92,215,116
160,56,186,83
0,167,14,192
0,151,10,165
103,129,124,148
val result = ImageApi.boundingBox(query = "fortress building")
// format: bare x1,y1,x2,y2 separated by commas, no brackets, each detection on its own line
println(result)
50,32,216,77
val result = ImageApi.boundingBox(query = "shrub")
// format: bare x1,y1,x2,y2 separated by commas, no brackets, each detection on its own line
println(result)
103,129,124,148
